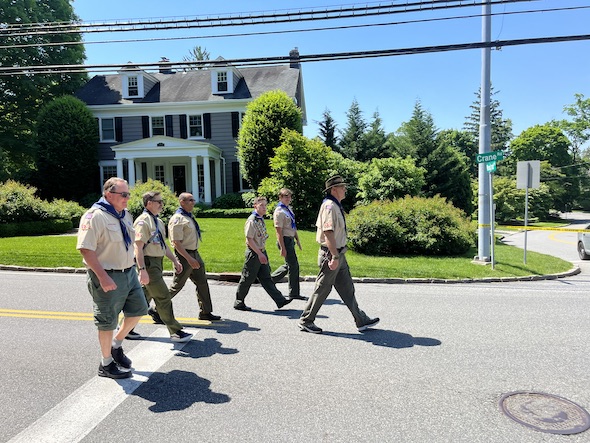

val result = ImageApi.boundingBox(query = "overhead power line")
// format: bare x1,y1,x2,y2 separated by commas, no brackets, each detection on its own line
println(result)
1,34,588,76
0,0,537,37
0,5,584,51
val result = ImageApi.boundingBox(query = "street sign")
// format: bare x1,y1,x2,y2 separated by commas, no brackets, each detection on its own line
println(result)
486,161,497,173
476,151,504,163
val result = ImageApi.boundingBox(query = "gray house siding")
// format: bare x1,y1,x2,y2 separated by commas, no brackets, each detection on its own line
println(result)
209,111,240,194
122,116,143,142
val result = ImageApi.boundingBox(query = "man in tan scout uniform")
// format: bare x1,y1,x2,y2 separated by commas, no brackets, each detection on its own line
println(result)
134,191,192,343
168,192,220,321
77,177,148,379
234,196,292,311
298,175,380,334
271,188,307,301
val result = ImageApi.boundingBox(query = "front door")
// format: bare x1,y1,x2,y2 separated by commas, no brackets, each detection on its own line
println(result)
172,165,186,194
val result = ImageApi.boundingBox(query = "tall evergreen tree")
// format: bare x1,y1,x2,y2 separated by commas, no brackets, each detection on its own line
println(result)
316,108,339,150
360,111,389,161
464,87,513,153
437,129,478,177
397,100,438,162
0,0,87,182
182,45,211,70
338,99,366,160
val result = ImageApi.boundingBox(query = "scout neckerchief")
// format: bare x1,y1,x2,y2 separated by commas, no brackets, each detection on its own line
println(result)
143,208,165,249
251,210,269,240
323,194,347,233
277,202,296,230
176,208,201,240
92,197,132,250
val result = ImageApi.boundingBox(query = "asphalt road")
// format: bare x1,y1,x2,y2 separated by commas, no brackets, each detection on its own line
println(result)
2,220,590,442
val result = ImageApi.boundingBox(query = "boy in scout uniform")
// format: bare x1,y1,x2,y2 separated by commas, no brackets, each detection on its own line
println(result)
168,192,220,321
77,177,148,379
298,175,379,334
134,191,192,343
270,188,307,301
234,196,292,311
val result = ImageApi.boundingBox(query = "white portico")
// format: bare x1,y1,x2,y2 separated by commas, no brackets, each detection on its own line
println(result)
111,136,223,203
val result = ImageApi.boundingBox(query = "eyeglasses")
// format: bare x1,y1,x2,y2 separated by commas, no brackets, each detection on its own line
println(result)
185,198,196,202
151,200,163,204
110,191,131,198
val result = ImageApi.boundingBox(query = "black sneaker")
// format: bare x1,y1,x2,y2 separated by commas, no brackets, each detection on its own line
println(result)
277,298,293,309
357,317,380,332
148,307,164,325
125,329,142,340
111,346,132,369
234,301,252,311
198,312,221,321
98,361,132,379
170,330,193,343
298,322,323,334
288,295,308,301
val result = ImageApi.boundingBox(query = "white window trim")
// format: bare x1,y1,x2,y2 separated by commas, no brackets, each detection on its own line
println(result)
211,69,232,94
154,164,165,183
99,117,116,142
99,161,117,186
123,74,144,98
151,116,165,137
187,114,205,139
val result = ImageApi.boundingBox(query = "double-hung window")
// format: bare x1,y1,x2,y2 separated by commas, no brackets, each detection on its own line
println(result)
151,116,165,136
100,118,115,141
189,115,203,138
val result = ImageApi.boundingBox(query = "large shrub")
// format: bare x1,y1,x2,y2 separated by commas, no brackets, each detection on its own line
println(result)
348,196,475,256
0,180,51,223
492,176,552,223
212,192,245,209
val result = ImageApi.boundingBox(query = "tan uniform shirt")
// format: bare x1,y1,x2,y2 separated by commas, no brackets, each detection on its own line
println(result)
77,207,135,270
134,211,166,258
169,212,201,251
245,214,269,251
316,199,347,249
273,205,296,238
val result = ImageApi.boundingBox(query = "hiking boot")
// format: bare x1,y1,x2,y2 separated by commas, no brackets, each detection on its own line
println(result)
198,312,221,321
125,329,142,340
357,317,380,332
148,307,164,325
170,330,193,343
98,361,132,379
298,322,323,334
111,346,132,369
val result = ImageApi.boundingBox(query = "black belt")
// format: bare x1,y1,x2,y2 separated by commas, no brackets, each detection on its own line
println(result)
321,246,346,253
105,266,133,273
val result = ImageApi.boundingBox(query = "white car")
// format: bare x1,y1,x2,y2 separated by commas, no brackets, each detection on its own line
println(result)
577,230,590,260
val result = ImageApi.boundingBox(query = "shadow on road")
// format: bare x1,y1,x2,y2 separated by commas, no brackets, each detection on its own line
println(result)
324,329,442,349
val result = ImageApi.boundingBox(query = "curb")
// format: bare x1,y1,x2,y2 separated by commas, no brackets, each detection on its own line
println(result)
0,264,580,284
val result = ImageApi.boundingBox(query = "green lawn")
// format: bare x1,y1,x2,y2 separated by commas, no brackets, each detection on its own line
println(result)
0,218,573,279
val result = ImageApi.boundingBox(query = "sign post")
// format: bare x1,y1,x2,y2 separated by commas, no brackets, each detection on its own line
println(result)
516,160,541,264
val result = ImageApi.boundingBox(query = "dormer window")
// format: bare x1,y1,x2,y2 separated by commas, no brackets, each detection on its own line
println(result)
217,72,228,92
128,76,139,96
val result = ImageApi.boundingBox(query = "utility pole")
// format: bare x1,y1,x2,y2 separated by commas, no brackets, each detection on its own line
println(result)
476,1,492,262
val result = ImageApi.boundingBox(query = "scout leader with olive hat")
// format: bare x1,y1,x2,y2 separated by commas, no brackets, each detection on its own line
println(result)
298,175,380,334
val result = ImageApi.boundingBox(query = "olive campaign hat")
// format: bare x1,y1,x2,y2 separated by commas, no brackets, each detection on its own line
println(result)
324,175,348,192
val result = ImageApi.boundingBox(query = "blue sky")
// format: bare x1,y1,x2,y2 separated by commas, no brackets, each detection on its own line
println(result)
72,0,590,141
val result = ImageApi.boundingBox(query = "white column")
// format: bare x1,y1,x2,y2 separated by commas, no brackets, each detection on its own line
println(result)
190,156,199,201
116,158,124,178
128,158,135,187
214,159,222,198
203,155,212,203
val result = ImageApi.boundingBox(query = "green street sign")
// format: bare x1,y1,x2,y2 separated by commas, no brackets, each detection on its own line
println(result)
476,151,504,163
486,160,497,173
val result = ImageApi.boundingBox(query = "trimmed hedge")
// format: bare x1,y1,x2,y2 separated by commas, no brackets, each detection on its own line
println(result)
0,219,72,237
193,208,254,218
348,196,475,256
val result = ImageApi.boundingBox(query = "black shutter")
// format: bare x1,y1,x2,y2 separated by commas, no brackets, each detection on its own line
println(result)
141,116,150,138
179,114,187,139
165,115,174,137
231,162,240,192
231,112,239,138
203,113,211,139
115,117,123,142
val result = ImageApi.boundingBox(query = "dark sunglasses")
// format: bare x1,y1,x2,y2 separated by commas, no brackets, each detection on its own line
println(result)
110,191,131,198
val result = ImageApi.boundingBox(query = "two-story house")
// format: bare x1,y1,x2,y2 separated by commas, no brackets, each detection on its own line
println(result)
75,48,306,203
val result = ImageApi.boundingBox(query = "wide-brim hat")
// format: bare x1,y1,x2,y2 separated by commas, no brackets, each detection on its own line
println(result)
324,175,348,192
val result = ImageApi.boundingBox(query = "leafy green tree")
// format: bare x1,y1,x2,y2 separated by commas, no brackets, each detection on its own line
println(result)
359,111,389,161
436,129,477,177
326,153,369,211
508,124,571,168
0,0,86,181
464,87,513,153
338,98,366,160
553,93,590,161
257,129,334,228
316,108,338,150
36,96,98,201
357,157,425,204
493,176,552,223
237,90,303,189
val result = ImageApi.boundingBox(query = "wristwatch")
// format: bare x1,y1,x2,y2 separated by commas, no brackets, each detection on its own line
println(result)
138,266,146,271
332,255,340,260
